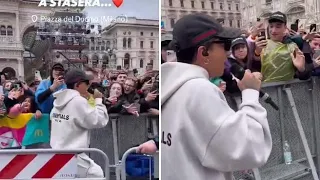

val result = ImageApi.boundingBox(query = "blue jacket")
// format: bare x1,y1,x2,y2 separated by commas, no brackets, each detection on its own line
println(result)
35,79,66,113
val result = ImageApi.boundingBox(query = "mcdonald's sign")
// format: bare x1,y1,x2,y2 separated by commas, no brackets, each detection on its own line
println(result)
34,129,43,137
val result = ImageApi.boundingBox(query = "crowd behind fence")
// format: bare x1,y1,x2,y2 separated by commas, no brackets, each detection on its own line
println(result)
228,77,320,180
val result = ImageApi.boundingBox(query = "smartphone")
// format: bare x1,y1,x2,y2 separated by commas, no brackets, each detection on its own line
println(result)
314,49,320,59
34,70,42,81
310,24,317,32
259,31,266,40
291,24,298,32
14,84,20,90
102,80,109,87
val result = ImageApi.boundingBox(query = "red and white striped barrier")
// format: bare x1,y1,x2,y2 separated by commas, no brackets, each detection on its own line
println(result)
0,153,77,179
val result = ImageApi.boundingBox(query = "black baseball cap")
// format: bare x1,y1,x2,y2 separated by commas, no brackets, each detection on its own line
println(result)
64,69,93,84
169,13,241,51
268,11,287,24
231,37,247,49
52,63,64,70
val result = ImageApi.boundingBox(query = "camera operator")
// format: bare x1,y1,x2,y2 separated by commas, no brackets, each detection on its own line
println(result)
161,13,272,180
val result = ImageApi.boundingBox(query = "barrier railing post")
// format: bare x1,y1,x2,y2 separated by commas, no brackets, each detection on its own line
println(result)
120,147,138,180
111,116,121,180
284,86,319,180
311,77,320,173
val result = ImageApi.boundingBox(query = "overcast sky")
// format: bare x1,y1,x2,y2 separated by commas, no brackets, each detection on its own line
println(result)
84,0,159,27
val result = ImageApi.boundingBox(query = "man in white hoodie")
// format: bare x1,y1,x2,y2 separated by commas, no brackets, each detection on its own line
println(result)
161,13,272,180
50,69,109,178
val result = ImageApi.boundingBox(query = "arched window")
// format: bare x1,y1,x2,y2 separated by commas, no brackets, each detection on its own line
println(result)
92,54,99,65
7,26,13,36
124,53,130,68
128,38,132,48
102,55,109,64
140,59,144,68
123,38,127,48
0,25,6,36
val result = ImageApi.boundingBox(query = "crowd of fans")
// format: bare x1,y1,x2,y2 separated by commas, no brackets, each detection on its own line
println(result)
0,62,159,150
162,11,320,95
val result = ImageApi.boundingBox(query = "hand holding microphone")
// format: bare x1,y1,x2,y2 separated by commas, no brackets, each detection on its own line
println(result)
237,70,262,91
231,64,279,110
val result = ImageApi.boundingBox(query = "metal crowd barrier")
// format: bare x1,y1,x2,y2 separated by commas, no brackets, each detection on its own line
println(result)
0,148,110,180
90,113,159,180
120,147,159,180
228,77,320,180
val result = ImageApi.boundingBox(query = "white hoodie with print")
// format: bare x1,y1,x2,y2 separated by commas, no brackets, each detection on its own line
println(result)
50,89,109,177
161,62,272,180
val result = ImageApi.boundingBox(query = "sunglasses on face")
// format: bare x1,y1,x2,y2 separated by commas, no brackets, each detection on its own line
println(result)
78,80,90,85
211,39,232,51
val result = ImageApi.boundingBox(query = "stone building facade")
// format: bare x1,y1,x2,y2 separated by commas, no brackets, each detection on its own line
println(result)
241,0,320,29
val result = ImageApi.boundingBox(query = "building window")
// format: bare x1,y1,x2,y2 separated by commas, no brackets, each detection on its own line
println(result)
151,32,153,36
169,0,172,6
266,0,272,4
7,26,13,36
140,31,143,36
237,20,241,28
180,0,184,7
191,1,195,8
124,53,130,69
236,4,239,11
0,26,6,36
218,19,225,25
220,3,223,10
201,1,205,9
229,20,232,27
140,59,144,68
96,46,100,50
150,41,154,48
140,41,144,48
211,2,214,9
101,46,105,50
123,38,126,48
170,19,175,28
228,4,231,10
91,46,94,50
128,38,132,48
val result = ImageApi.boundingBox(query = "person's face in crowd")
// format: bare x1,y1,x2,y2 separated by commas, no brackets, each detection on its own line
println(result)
195,39,228,77
74,80,90,95
4,81,12,90
269,22,286,41
23,98,31,112
310,38,320,51
52,67,64,79
123,79,136,94
146,64,153,71
116,73,127,84
233,44,248,61
109,83,122,98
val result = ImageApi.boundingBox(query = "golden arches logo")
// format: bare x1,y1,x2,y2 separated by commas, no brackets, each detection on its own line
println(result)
34,129,43,137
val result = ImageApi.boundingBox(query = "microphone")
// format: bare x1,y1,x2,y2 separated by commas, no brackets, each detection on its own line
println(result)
230,64,279,111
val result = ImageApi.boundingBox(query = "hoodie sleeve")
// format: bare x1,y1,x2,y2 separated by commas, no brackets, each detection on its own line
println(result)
186,79,272,172
73,96,109,129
